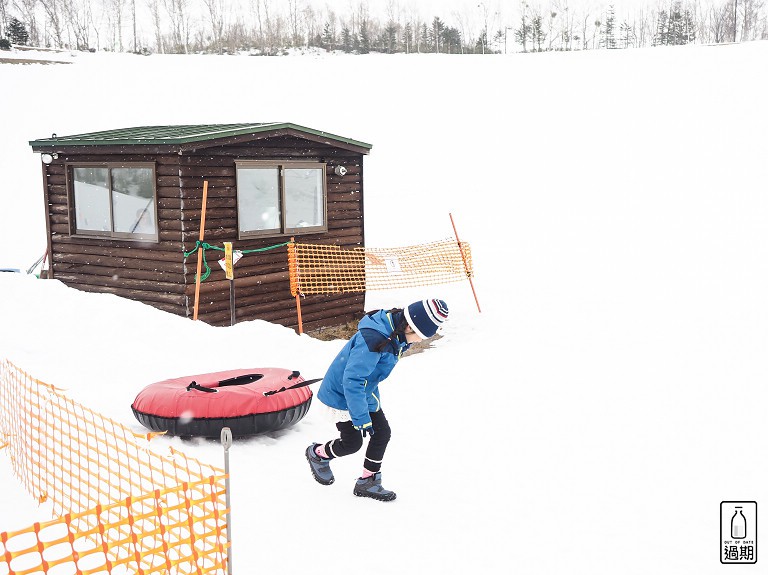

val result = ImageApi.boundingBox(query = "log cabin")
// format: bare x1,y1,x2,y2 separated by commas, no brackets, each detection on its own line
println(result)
29,123,372,330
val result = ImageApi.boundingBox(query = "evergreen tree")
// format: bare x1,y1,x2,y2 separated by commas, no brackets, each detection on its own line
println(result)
531,14,545,51
0,37,10,50
620,21,636,48
493,29,505,52
682,9,696,44
402,22,412,53
515,13,531,52
669,2,683,44
654,10,669,45
431,16,445,52
384,20,397,54
321,22,335,51
341,26,352,53
418,22,429,52
602,6,617,48
7,17,28,45
359,19,370,53
475,30,488,53
662,2,696,46
443,26,461,53
651,2,695,47
352,29,360,53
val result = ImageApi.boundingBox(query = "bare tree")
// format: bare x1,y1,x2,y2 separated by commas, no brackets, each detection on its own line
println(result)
741,0,765,40
162,0,190,53
287,0,301,46
253,0,269,48
202,0,225,52
38,0,66,46
710,0,735,42
517,1,530,52
262,0,276,52
0,0,9,35
88,0,104,48
354,1,369,39
450,8,473,53
592,17,601,48
61,0,94,49
555,1,575,51
224,16,248,51
693,0,711,43
547,9,557,50
100,0,125,50
385,0,398,25
302,3,319,47
254,0,286,54
146,0,163,52
761,5,768,37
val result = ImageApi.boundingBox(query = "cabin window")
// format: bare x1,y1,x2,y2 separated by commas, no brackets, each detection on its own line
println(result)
69,163,158,241
236,161,327,238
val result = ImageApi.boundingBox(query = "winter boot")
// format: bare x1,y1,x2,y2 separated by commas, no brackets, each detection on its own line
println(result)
305,444,334,485
353,472,396,502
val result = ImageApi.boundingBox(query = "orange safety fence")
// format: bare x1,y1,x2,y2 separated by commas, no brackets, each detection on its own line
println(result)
0,360,229,575
288,238,473,296
0,477,227,575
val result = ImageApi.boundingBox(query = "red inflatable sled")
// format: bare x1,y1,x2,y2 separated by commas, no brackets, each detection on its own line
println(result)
132,368,315,438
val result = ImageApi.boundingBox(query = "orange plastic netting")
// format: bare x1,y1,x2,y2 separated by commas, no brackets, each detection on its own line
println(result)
0,360,229,575
288,239,473,296
1,477,226,575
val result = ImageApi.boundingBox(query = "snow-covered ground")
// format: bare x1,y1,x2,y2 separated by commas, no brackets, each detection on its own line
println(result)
2,42,768,573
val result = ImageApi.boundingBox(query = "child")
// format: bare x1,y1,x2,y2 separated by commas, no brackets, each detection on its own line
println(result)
305,298,449,502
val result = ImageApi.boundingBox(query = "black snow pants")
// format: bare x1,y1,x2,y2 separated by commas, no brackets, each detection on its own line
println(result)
323,410,391,473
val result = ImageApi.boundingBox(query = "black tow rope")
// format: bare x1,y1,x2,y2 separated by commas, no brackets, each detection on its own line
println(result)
186,381,217,393
184,373,322,396
263,377,323,397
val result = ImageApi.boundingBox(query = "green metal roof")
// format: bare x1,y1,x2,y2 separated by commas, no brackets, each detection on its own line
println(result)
29,122,372,150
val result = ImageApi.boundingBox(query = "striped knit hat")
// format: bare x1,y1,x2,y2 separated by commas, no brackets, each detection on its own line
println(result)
404,299,449,339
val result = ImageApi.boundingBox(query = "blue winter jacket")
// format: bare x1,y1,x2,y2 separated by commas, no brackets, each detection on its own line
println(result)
317,310,411,429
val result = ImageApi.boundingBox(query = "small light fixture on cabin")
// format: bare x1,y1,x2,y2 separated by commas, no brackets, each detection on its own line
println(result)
334,165,347,176
41,152,59,164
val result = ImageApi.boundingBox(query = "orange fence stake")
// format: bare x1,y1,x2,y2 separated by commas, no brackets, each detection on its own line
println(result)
295,293,304,334
193,180,210,321
449,213,481,313
288,239,304,334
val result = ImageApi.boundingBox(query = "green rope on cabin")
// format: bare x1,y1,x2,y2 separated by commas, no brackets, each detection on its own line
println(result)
240,242,290,254
182,240,291,282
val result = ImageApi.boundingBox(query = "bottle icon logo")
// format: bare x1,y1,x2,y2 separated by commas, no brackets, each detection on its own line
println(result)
731,507,747,539
721,501,757,564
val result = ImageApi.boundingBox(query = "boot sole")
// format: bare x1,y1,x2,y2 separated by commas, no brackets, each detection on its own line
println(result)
353,490,397,502
305,451,334,485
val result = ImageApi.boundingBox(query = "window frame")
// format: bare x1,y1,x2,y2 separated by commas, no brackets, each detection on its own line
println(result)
66,162,159,243
235,160,328,239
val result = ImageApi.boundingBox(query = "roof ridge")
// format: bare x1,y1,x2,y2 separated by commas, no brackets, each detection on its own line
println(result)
29,123,372,151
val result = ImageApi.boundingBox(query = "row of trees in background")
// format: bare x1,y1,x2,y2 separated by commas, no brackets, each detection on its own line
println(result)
515,1,704,52
0,0,766,55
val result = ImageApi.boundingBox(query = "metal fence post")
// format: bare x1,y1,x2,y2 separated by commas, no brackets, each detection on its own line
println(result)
221,427,233,575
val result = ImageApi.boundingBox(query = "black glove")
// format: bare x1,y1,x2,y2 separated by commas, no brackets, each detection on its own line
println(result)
356,422,374,437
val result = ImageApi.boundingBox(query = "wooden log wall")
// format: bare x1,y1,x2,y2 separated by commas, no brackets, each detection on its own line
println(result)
45,153,188,315
181,137,366,329
43,137,367,331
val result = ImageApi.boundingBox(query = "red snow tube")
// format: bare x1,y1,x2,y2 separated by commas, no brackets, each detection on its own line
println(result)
131,368,313,438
